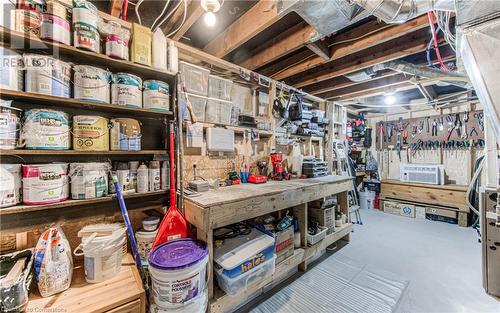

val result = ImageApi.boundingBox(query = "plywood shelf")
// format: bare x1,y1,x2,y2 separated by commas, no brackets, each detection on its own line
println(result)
0,89,173,118
0,150,167,156
0,190,167,215
0,27,176,85
186,122,274,137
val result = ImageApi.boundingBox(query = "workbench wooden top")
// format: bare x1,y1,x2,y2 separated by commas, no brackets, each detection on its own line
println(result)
186,175,352,208
382,179,468,191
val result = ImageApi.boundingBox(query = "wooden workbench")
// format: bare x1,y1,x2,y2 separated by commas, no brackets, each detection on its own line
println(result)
184,175,353,313
380,179,469,226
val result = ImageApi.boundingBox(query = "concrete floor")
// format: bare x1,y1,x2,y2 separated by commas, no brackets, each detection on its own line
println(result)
341,209,500,313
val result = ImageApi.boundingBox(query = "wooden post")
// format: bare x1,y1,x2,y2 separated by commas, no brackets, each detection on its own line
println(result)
292,203,308,271
326,101,334,174
197,228,214,299
338,191,350,242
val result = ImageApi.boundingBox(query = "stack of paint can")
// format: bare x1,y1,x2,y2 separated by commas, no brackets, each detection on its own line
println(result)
72,0,100,53
39,0,72,45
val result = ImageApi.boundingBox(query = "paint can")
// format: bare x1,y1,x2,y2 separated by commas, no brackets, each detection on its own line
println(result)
23,54,71,98
0,47,23,91
46,0,71,21
72,115,110,151
0,102,22,149
74,65,111,103
111,73,142,108
105,34,129,60
0,164,22,208
109,118,141,151
148,239,208,308
136,230,157,263
73,23,100,53
40,13,71,45
72,0,98,29
22,163,69,205
143,80,170,111
69,162,111,200
20,109,70,150
11,9,41,37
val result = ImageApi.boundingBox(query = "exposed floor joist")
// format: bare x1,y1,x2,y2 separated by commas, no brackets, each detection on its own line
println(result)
203,0,281,58
271,15,429,81
171,1,205,41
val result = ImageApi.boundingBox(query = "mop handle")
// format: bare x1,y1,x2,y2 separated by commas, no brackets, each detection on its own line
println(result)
169,122,176,208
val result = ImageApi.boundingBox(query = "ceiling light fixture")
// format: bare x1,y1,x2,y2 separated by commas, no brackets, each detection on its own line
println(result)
384,93,396,105
201,0,223,27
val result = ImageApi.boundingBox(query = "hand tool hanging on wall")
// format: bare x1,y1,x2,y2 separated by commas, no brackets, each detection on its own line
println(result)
411,124,417,138
438,117,444,131
455,113,462,137
426,117,430,133
402,130,408,144
378,122,386,143
470,127,479,137
418,120,424,134
461,111,469,139
431,118,438,136
396,132,402,161
387,123,394,142
475,112,484,132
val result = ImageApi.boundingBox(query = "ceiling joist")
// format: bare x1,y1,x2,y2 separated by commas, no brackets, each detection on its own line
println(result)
171,1,205,41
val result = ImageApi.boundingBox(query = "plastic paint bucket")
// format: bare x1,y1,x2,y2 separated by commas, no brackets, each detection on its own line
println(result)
21,109,70,150
23,54,71,97
0,47,23,91
136,230,157,262
0,164,22,208
143,80,170,111
111,73,142,108
149,239,208,307
11,9,40,37
46,0,71,21
149,291,208,313
110,118,141,151
0,104,22,149
69,162,111,200
22,163,69,205
73,115,110,151
73,23,100,53
72,0,98,29
74,65,111,103
105,34,129,60
40,13,71,45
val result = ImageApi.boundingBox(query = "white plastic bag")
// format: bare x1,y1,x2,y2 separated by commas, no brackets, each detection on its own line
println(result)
33,227,73,297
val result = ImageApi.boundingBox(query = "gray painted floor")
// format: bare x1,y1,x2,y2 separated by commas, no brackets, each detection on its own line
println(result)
341,209,500,313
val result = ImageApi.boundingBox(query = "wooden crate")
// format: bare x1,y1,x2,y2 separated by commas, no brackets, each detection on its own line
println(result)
384,201,401,216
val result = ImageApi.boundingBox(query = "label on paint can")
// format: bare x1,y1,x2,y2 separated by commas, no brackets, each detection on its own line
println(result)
24,54,71,97
40,13,71,45
0,104,22,149
73,115,110,151
143,80,170,111
74,65,111,103
21,109,70,150
105,34,129,60
22,163,69,205
111,73,142,108
74,23,100,53
0,164,22,208
69,162,111,199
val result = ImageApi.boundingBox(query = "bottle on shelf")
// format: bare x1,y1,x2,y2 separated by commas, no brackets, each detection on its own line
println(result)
137,162,149,193
161,160,169,190
167,40,178,74
149,160,161,192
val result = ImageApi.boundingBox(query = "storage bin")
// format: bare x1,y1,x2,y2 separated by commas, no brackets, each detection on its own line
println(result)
215,255,276,295
307,226,328,246
309,207,335,234
183,93,207,122
179,61,209,96
208,75,232,101
206,98,233,125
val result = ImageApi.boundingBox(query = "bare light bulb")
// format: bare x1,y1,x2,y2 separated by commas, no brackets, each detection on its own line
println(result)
204,11,216,27
384,95,396,105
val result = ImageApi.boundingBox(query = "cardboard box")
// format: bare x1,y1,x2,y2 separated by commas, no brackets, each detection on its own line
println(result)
415,206,426,219
275,227,294,264
399,203,415,218
426,207,457,219
309,206,335,234
384,201,401,216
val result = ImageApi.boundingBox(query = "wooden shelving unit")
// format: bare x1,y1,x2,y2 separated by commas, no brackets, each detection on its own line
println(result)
0,150,167,156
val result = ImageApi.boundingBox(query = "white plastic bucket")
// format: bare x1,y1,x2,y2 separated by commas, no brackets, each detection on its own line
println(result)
149,290,208,313
74,65,111,103
359,191,376,210
0,104,22,149
74,228,126,283
69,162,111,200
40,13,71,45
20,109,70,150
22,163,69,205
0,164,22,208
136,230,156,262
0,47,23,91
143,80,170,111
24,54,71,97
111,73,142,108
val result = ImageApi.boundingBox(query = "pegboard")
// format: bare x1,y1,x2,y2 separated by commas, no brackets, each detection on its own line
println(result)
375,110,484,151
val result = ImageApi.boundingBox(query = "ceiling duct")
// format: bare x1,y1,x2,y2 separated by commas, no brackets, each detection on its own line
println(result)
275,0,370,41
344,68,377,82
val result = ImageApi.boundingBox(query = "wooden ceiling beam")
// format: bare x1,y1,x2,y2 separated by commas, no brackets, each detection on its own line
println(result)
272,15,429,81
306,40,330,60
171,1,205,41
238,21,316,70
203,0,280,58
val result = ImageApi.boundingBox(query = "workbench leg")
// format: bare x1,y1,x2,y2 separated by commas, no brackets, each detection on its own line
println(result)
293,203,308,271
338,191,351,242
458,212,468,227
197,228,214,299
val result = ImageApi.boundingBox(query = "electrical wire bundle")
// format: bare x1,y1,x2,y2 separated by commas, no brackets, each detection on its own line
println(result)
132,0,187,36
427,11,450,72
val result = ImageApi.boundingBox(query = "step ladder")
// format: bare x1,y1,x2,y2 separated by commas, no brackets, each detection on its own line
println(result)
333,140,363,225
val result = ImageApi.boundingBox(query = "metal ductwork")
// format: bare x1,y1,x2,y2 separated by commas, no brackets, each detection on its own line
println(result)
275,0,370,41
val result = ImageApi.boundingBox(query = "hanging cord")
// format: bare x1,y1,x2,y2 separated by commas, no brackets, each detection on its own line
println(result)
151,0,172,32
427,11,449,71
134,0,144,24
466,156,484,217
153,0,184,33
166,0,188,37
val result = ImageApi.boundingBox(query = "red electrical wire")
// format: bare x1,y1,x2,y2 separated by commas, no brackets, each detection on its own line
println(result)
427,12,449,71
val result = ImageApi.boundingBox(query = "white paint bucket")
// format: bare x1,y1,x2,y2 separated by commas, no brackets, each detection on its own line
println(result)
74,228,126,283
73,23,100,53
24,54,71,98
73,115,110,151
105,34,129,60
22,163,69,205
110,118,141,151
136,230,157,262
143,80,170,111
11,9,41,37
0,47,23,91
72,0,98,29
0,164,22,208
40,13,71,45
0,103,22,149
111,73,142,108
74,65,111,103
20,109,70,150
149,239,208,308
69,162,111,200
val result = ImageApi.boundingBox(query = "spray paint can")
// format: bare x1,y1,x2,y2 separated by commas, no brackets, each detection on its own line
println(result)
115,162,131,193
136,162,149,193
148,161,160,192
161,160,169,190
128,161,139,193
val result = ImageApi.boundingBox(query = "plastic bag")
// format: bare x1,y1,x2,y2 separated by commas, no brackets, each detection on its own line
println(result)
0,249,34,313
33,227,73,297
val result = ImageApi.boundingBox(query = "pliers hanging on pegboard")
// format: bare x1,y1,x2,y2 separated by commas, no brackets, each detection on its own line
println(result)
431,118,438,136
470,127,479,137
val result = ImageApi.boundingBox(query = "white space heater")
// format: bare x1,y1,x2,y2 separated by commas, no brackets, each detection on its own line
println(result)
400,163,445,185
